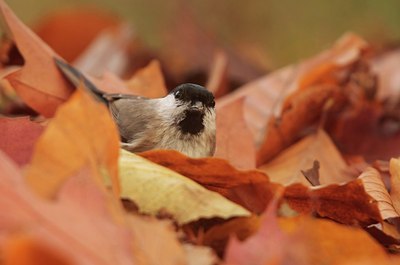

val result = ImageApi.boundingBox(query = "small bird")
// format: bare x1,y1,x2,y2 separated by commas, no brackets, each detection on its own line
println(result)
54,58,216,158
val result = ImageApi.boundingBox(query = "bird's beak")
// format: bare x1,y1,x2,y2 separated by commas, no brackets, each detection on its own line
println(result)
191,101,205,112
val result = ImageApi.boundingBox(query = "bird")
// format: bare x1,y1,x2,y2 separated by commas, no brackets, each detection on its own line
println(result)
54,58,216,158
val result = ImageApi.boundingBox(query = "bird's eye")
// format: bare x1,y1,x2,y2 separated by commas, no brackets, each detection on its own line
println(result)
175,91,182,99
210,100,215,108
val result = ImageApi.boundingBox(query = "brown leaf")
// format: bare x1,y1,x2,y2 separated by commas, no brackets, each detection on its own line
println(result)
389,158,400,215
372,49,400,101
0,116,44,166
284,179,381,226
259,129,352,185
224,193,397,265
24,86,120,199
140,150,280,213
0,0,73,117
215,97,256,169
217,33,367,145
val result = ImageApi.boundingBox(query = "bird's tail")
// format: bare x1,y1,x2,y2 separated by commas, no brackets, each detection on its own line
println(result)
54,58,108,105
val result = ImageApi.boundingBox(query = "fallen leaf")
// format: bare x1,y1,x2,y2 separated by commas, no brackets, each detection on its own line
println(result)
0,0,73,117
3,234,72,265
217,33,367,145
72,24,133,77
140,149,280,213
24,86,120,198
0,152,187,265
206,51,229,98
0,116,44,166
372,49,400,101
119,149,250,224
284,179,381,226
259,129,352,185
124,60,167,98
34,8,120,63
359,167,399,219
224,193,397,265
215,97,256,169
256,84,345,166
389,158,400,215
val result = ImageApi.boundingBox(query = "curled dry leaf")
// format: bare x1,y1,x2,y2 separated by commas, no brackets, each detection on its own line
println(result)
224,193,398,265
256,85,345,165
215,97,256,169
260,129,352,186
119,149,250,224
284,179,381,226
24,86,120,199
389,158,400,215
0,116,44,166
217,33,367,145
140,149,281,214
0,0,73,117
359,167,399,220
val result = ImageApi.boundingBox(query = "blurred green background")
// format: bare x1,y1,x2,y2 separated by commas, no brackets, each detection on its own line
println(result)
6,0,400,68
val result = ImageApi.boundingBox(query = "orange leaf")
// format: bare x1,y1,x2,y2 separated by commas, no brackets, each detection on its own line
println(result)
3,234,71,265
34,8,120,62
0,116,44,166
140,150,280,213
257,84,344,165
0,0,73,117
284,179,381,226
225,195,396,265
24,87,120,198
0,152,187,265
125,60,167,98
215,97,256,169
259,129,352,185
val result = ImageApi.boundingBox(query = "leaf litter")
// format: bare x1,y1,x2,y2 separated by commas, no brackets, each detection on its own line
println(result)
2,0,400,263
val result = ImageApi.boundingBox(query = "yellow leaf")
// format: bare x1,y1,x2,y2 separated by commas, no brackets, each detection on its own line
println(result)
119,149,250,224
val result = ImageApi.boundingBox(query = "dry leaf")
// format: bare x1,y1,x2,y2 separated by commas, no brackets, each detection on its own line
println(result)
372,49,400,101
0,116,44,166
284,179,381,226
0,0,73,117
206,51,229,98
217,33,367,145
24,86,120,198
224,195,397,265
359,167,399,219
125,60,167,98
260,129,352,185
72,24,133,77
119,149,250,224
34,8,120,63
215,97,256,169
389,158,400,215
140,149,280,214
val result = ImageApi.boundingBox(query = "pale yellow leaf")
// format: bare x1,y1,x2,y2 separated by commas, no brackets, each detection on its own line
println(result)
389,158,400,215
119,149,250,224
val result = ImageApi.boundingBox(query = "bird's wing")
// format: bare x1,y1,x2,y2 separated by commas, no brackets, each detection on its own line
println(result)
109,97,161,152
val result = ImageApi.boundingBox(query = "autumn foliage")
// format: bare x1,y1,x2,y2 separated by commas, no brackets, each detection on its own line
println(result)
2,0,400,264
